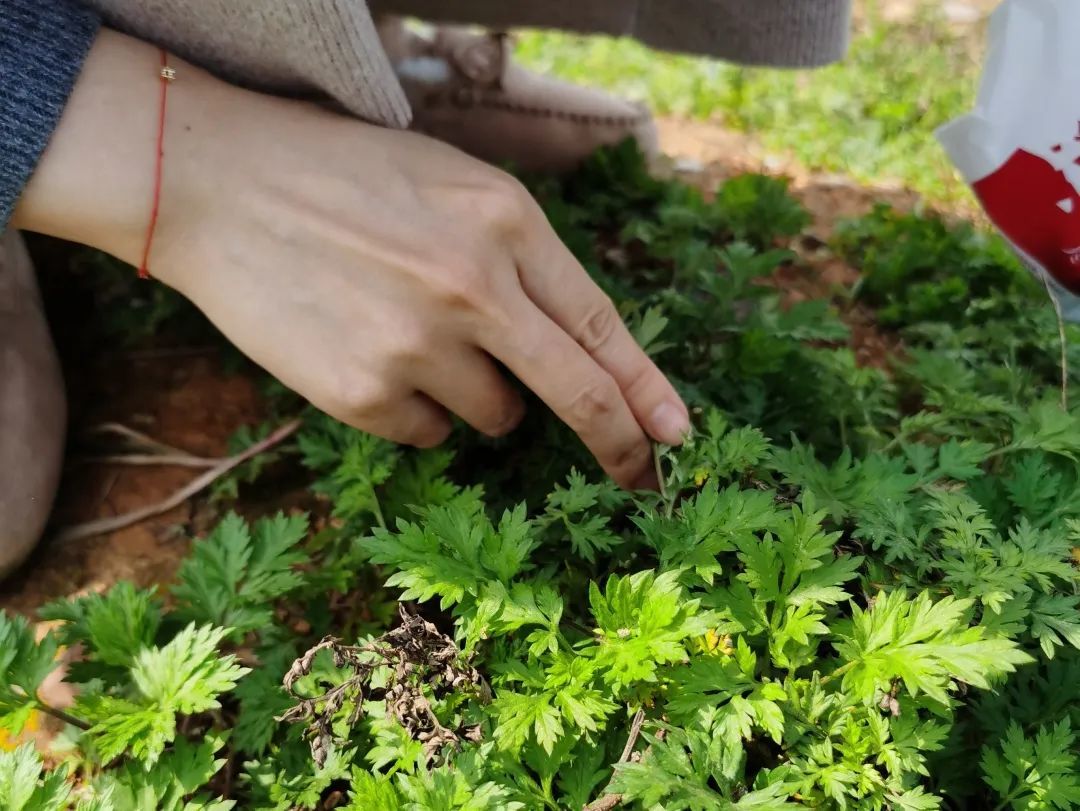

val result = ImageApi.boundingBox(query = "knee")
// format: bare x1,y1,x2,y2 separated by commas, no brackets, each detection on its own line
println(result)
0,334,66,582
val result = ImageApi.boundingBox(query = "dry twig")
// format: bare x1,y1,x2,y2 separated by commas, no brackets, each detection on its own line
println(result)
52,418,301,544
74,453,220,469
583,708,648,811
86,423,206,458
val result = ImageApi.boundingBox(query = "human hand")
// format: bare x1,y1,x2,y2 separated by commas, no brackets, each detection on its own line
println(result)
15,30,689,489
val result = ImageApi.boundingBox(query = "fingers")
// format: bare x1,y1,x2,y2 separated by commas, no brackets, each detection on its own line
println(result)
323,387,453,449
485,294,658,490
514,207,690,446
419,348,525,438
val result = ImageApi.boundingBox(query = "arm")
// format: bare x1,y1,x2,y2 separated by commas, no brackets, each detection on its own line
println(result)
13,28,690,489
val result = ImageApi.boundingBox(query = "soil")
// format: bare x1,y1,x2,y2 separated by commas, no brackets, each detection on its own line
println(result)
0,353,265,615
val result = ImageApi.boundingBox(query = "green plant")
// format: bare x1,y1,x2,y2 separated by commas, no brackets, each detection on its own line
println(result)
2,144,1077,809
835,204,1038,328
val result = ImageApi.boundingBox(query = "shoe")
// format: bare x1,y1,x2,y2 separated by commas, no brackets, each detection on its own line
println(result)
0,232,66,580
378,18,659,173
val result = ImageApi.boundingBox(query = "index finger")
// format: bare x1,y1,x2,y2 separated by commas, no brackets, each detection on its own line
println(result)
483,292,658,490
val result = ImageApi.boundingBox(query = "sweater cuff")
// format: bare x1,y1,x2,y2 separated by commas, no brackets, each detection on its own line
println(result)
372,0,852,67
1,1,101,230
639,0,853,67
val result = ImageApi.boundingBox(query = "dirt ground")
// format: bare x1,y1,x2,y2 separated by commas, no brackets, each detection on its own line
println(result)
0,355,265,617
865,0,999,25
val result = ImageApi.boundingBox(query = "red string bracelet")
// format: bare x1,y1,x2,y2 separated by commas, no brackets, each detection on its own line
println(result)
138,49,175,279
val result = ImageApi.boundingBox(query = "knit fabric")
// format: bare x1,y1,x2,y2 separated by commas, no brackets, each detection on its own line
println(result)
85,0,851,125
0,0,100,229
372,0,853,67
1,0,851,231
83,0,412,127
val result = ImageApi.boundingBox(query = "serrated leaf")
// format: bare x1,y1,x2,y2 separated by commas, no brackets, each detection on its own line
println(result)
936,439,992,480
0,615,59,734
608,726,794,810
491,691,562,754
39,582,161,669
981,720,1080,810
589,571,712,690
367,500,535,608
345,770,403,811
172,513,309,637
0,745,69,811
833,591,1033,705
132,624,248,713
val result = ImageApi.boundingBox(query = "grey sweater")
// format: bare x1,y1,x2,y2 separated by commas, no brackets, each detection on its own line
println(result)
1,0,99,228
0,0,852,231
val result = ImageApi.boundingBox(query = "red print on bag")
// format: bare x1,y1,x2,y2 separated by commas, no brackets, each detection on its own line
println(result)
973,148,1080,293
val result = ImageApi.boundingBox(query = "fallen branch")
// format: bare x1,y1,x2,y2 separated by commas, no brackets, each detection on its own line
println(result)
85,422,205,458
583,708,647,811
52,418,301,544
73,453,220,469
584,793,623,811
74,423,227,468
618,708,647,763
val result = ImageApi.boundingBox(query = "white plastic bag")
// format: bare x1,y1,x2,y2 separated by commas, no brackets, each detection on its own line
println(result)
937,0,1080,321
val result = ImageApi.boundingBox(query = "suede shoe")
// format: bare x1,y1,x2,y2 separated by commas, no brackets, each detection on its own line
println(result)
379,18,659,173
0,232,66,580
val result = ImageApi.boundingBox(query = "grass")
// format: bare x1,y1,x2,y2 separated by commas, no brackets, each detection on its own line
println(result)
515,1,986,207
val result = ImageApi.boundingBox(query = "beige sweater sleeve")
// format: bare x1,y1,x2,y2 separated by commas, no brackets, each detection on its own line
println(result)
372,0,853,67
81,0,414,127
82,0,850,130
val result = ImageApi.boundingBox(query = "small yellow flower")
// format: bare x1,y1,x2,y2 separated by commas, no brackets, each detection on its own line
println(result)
693,468,710,487
0,711,40,752
699,629,733,656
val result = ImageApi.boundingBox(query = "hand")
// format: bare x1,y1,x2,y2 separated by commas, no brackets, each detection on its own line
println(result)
15,30,690,489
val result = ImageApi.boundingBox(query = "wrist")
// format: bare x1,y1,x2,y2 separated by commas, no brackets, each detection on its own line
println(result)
10,29,232,275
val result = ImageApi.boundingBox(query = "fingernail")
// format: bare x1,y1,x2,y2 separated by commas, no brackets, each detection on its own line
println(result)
649,401,690,446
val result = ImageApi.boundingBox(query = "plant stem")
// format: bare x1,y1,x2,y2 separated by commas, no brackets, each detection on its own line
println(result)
35,701,91,731
1040,270,1070,412
993,784,1028,811
819,660,858,687
652,443,668,501
371,496,387,531
556,630,576,654
583,709,649,811
652,443,676,519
